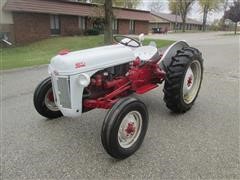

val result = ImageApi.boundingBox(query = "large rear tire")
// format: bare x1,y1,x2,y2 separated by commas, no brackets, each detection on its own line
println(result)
101,97,148,159
33,77,63,119
163,47,203,113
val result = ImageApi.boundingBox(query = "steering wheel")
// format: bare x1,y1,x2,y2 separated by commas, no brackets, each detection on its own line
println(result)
114,35,141,48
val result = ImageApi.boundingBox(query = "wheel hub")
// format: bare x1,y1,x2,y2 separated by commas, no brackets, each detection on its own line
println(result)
47,91,54,102
187,75,193,87
184,67,194,91
125,122,136,136
182,60,202,104
118,111,142,148
44,88,59,111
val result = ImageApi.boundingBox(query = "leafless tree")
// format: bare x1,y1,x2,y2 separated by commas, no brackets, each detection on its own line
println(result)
224,0,240,34
148,1,164,12
169,0,195,32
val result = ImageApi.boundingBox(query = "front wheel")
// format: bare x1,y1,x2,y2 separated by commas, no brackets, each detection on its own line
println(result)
163,47,203,113
33,77,63,119
101,97,148,159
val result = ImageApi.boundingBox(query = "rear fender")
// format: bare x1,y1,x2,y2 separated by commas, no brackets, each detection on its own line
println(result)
159,41,190,71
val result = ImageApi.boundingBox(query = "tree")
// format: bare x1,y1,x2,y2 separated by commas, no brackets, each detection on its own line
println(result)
80,0,141,8
219,0,230,30
74,0,141,44
199,0,224,31
169,1,181,32
169,1,181,15
88,0,104,3
223,0,230,12
169,0,195,32
209,19,221,31
113,0,141,8
224,0,240,34
148,1,164,12
104,0,113,44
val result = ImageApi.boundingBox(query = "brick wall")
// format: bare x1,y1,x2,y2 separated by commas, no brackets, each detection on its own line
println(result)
118,20,129,35
118,20,149,35
135,21,149,35
13,12,50,44
60,15,82,36
12,13,86,44
12,13,150,44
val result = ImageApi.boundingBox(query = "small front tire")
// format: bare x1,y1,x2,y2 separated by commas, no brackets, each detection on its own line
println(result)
33,77,63,119
101,97,148,159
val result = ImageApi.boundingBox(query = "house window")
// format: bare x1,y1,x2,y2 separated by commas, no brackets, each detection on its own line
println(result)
50,15,60,35
175,23,179,30
79,16,86,30
129,20,135,33
112,19,118,31
176,23,180,30
0,32,12,45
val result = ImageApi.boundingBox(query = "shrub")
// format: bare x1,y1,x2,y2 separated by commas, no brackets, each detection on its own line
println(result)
85,29,100,35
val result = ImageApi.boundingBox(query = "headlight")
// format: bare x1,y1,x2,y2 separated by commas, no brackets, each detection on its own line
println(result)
78,73,90,87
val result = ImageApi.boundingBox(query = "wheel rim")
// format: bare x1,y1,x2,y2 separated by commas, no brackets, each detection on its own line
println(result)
183,60,202,104
44,88,59,111
118,111,142,148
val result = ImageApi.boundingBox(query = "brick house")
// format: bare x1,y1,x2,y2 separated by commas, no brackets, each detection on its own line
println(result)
0,0,15,43
150,12,202,33
1,0,151,44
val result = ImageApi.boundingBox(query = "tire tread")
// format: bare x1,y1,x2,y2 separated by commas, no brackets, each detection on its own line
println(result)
163,47,203,113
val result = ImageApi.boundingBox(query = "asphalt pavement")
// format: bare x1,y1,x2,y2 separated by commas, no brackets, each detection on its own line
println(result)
1,32,239,179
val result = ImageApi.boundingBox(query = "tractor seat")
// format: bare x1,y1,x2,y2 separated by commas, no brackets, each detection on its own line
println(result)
134,46,160,61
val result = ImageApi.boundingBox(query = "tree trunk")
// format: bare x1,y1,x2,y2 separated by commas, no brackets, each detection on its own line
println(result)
104,0,113,45
182,14,186,32
182,19,186,32
221,0,229,30
175,13,177,32
202,6,208,32
234,22,238,35
124,0,127,8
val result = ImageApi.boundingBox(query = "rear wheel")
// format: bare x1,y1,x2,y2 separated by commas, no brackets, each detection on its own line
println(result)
101,97,148,159
33,77,63,119
163,47,203,113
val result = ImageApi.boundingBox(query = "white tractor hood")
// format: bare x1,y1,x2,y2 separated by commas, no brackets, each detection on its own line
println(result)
49,44,135,75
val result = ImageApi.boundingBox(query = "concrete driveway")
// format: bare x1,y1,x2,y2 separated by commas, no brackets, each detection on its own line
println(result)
1,32,239,179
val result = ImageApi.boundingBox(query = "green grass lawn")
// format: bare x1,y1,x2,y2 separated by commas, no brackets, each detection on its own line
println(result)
1,35,175,70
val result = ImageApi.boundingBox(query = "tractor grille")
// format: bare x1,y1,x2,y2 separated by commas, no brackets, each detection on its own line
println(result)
56,77,71,108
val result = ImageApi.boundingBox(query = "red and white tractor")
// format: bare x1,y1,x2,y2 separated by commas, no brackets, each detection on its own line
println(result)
34,34,203,159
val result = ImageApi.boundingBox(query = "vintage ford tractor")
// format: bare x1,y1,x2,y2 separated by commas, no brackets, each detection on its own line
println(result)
34,35,203,159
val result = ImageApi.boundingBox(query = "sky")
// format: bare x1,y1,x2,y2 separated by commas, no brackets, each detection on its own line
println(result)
138,0,231,24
